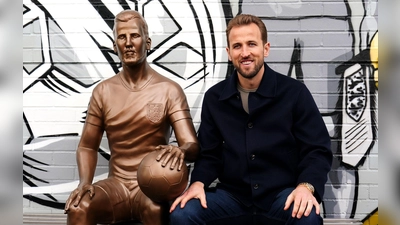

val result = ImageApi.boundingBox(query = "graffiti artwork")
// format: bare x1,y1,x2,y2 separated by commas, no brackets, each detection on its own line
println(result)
23,0,378,223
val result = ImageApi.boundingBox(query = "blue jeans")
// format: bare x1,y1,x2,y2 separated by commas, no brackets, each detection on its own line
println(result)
170,188,322,225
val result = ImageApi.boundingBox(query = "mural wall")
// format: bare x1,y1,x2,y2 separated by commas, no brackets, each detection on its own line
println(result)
22,0,378,223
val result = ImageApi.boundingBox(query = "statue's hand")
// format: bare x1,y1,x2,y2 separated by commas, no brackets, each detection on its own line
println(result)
64,183,95,214
155,145,185,171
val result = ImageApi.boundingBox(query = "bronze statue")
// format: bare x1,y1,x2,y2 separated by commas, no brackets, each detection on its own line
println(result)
64,10,199,225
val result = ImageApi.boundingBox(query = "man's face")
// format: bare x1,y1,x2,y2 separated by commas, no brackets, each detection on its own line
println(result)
113,18,150,66
226,23,270,79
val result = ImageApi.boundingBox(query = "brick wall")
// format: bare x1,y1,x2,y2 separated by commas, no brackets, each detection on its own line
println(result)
22,0,378,223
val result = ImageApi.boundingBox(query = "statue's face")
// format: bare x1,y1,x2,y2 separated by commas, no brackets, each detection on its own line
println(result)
113,18,150,67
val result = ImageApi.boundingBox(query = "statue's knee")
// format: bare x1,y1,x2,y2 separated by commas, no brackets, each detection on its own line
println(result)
141,201,169,223
67,200,91,219
143,202,162,217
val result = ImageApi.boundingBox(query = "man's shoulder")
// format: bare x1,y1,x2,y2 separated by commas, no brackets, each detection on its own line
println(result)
202,78,229,102
271,73,314,102
275,72,306,90
264,64,301,85
207,78,228,92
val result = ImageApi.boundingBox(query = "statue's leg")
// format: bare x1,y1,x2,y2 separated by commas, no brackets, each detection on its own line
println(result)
67,178,131,225
131,189,169,225
66,185,113,225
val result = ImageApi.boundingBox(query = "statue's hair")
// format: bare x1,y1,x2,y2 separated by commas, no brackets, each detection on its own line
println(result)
113,10,149,38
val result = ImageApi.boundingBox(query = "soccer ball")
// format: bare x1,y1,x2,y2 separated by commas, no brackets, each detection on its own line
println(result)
137,151,189,202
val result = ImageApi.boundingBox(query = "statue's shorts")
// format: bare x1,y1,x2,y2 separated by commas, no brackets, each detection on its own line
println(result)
93,176,140,223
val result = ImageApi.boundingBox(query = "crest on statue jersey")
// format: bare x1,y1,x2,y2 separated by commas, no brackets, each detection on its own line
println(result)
146,103,164,123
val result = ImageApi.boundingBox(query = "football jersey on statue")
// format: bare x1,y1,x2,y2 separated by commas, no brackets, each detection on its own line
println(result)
84,73,191,184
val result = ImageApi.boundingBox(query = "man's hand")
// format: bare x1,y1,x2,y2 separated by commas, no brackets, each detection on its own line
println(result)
169,181,207,213
155,145,185,170
64,183,95,214
284,185,319,219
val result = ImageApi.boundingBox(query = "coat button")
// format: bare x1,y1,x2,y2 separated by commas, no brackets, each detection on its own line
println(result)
254,184,259,189
248,122,253,128
251,154,255,160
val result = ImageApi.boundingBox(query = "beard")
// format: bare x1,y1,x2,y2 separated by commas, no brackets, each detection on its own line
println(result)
235,60,264,79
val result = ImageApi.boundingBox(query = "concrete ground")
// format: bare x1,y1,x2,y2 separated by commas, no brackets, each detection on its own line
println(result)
23,213,363,225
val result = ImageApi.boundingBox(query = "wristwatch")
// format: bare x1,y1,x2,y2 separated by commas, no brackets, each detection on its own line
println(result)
298,182,315,195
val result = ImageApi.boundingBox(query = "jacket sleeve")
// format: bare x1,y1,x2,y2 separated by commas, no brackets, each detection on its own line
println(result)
293,85,333,202
190,91,222,187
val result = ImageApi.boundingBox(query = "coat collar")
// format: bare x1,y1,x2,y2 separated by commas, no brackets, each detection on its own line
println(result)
219,63,277,100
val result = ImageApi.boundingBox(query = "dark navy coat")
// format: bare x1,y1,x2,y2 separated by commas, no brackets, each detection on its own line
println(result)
191,63,332,211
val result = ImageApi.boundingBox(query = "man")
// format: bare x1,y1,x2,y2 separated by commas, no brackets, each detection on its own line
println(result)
64,10,199,225
169,14,332,225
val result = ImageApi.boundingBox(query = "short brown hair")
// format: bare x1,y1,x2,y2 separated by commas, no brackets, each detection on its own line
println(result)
226,14,268,46
113,10,149,39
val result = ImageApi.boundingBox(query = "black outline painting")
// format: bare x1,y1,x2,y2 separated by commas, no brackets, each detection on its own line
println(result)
22,0,378,223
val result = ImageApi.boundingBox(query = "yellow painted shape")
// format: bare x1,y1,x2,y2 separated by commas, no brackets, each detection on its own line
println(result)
370,32,378,89
363,210,378,225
